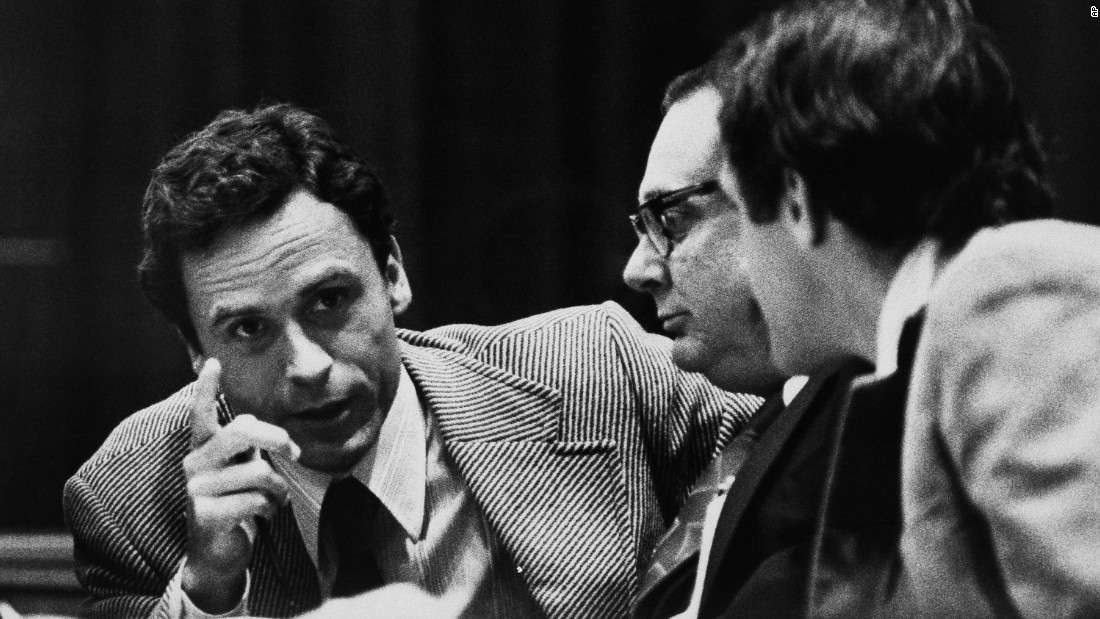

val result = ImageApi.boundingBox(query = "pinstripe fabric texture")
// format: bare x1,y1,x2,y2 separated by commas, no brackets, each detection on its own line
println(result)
64,302,760,619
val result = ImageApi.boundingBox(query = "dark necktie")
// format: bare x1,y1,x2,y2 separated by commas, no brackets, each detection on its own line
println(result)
320,476,385,597
638,395,786,596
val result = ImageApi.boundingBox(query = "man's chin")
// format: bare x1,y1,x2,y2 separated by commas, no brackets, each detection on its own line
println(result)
295,435,374,474
673,338,786,396
289,407,384,473
670,338,712,376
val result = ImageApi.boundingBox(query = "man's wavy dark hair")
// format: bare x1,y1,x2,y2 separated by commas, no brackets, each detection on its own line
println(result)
138,102,395,350
714,0,1053,253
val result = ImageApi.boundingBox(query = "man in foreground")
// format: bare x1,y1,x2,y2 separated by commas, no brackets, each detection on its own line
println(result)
63,103,759,618
623,65,869,618
715,0,1100,615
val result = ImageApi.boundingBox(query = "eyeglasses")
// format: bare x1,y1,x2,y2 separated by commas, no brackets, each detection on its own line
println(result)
628,180,719,257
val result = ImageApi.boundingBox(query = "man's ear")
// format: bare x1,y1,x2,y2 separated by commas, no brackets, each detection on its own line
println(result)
184,338,206,377
385,237,412,316
779,169,817,249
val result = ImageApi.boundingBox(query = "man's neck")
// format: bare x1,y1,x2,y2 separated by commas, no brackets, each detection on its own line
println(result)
816,221,904,363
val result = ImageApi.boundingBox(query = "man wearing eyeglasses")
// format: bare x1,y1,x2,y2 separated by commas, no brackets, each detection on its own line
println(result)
623,68,870,618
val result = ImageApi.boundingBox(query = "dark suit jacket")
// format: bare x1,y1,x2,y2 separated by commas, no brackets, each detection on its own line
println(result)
633,361,871,619
63,303,760,619
807,347,916,619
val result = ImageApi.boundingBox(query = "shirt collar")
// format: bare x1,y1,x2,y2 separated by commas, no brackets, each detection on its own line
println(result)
781,375,810,407
271,365,428,567
874,237,948,377
353,366,427,539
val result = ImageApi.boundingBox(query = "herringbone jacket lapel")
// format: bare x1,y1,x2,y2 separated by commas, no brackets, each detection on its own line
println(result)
401,339,637,619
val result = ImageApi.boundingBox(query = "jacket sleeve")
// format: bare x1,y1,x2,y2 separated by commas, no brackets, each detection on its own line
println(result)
63,474,175,619
602,302,762,517
917,228,1100,618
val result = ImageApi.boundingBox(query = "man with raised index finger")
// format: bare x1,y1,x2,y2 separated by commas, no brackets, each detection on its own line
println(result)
62,103,759,619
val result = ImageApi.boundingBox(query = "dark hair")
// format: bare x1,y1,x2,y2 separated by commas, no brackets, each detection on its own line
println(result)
661,64,716,116
714,0,1053,253
138,102,395,350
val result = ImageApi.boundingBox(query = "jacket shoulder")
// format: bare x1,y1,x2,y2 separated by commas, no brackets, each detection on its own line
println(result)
935,220,1100,309
965,219,1100,258
64,386,195,612
409,302,643,357
73,384,194,483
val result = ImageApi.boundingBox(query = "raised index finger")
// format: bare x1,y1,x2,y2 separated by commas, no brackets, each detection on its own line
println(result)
189,358,222,450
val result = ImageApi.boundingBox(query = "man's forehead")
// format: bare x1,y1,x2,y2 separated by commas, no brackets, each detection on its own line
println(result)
639,88,724,203
180,193,375,311
187,219,333,280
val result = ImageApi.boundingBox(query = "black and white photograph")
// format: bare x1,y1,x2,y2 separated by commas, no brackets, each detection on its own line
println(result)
1,1,1098,617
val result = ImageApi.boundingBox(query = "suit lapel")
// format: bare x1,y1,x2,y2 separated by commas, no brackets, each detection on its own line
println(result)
806,315,924,617
633,392,787,612
401,341,637,619
401,340,561,442
699,378,821,601
699,361,871,614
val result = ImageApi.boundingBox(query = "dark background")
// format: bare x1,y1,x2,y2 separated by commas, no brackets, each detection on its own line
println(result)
1,0,1097,530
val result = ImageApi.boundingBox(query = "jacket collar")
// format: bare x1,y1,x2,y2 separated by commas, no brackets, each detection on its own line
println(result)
400,335,636,618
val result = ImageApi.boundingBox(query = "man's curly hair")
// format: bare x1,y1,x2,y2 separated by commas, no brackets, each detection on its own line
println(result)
138,102,394,350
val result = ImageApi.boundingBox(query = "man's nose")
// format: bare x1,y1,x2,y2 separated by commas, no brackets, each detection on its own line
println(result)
283,322,333,387
622,237,667,293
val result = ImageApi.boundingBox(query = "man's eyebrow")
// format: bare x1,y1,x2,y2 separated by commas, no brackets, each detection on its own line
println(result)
638,180,715,209
210,303,263,329
297,267,355,300
638,185,676,207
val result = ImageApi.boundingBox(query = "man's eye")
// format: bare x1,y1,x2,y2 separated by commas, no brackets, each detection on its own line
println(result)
660,208,692,238
231,319,267,340
310,288,349,313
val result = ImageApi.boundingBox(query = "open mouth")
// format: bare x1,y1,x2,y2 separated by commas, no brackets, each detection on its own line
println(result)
291,397,352,422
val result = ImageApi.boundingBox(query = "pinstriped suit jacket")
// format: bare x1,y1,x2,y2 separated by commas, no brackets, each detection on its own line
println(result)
64,302,759,619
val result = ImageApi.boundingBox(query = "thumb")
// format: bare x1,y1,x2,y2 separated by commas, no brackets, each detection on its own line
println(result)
189,358,222,449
